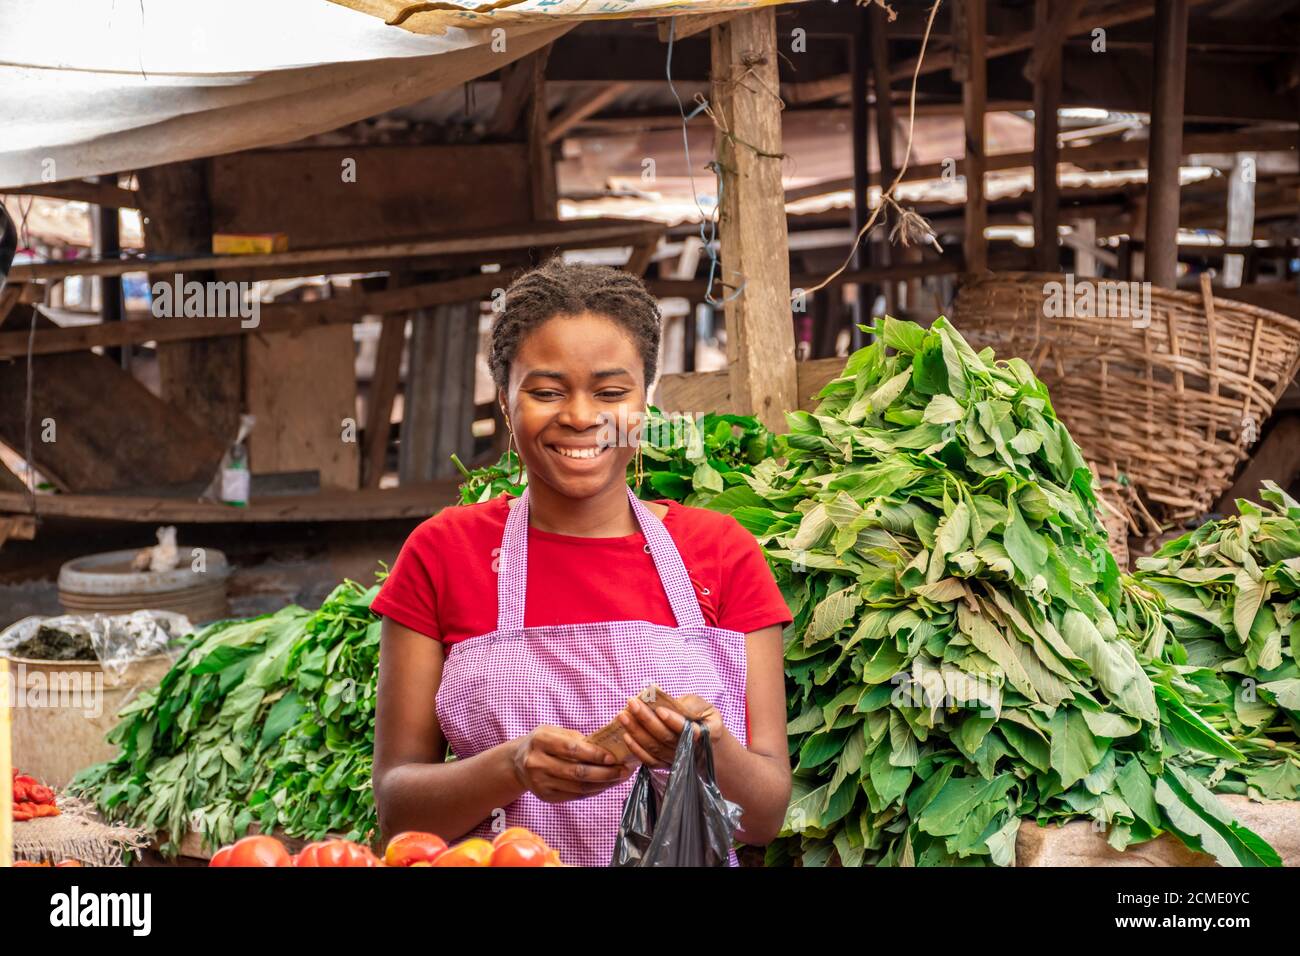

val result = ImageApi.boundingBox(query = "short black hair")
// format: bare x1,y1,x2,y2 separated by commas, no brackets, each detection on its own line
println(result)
489,257,662,390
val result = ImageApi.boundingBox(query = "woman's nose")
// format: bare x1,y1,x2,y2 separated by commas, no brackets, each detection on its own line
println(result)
557,394,603,430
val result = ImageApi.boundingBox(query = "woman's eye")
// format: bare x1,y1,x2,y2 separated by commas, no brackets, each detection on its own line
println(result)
530,390,563,400
598,390,631,401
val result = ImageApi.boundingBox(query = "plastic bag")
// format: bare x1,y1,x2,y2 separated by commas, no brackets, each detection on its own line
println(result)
0,610,190,678
610,721,743,867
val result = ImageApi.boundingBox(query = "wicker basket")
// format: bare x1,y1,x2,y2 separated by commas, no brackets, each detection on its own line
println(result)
955,272,1300,523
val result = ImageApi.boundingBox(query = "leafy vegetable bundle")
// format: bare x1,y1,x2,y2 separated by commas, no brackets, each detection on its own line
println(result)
1127,484,1300,802
736,317,1276,866
71,581,381,855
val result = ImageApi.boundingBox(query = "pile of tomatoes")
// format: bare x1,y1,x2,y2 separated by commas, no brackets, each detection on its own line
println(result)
208,827,563,867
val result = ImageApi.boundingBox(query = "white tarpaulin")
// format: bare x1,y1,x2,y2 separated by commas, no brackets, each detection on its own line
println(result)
0,0,569,189
0,0,797,191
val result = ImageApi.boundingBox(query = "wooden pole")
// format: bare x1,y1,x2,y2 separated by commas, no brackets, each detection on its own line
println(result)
1030,0,1062,273
711,9,797,432
850,7,872,348
1145,0,1190,290
956,0,988,274
869,3,897,313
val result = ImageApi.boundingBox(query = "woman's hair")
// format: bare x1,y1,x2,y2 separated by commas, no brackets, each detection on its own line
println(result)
488,257,662,390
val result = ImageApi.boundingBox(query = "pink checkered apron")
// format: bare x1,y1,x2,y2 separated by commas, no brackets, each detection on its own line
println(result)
435,486,749,866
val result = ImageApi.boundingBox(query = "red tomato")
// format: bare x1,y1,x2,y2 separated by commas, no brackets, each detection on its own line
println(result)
223,835,293,868
384,831,448,867
55,860,84,867
431,838,493,867
294,839,379,867
490,840,549,867
208,845,234,867
491,827,547,850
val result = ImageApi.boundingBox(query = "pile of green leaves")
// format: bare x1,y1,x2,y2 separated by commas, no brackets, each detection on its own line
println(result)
251,581,382,840
453,406,771,506
735,317,1277,866
71,580,382,854
1128,484,1300,801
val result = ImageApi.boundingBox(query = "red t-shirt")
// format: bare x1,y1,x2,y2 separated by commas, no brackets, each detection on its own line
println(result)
371,493,791,644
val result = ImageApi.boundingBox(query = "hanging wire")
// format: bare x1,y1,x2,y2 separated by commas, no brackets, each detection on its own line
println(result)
664,17,745,308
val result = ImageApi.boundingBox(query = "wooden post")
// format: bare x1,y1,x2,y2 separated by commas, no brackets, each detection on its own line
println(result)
138,160,243,445
1145,0,1189,290
955,0,988,274
526,49,557,222
711,9,797,432
362,275,409,489
1074,218,1098,276
849,7,872,348
869,3,897,313
1029,0,1062,273
1222,152,1256,288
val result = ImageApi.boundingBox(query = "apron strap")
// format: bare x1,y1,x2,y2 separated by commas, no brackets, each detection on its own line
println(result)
625,486,707,628
495,486,708,633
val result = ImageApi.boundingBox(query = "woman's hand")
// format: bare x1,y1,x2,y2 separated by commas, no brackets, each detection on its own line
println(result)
618,694,727,769
512,725,632,803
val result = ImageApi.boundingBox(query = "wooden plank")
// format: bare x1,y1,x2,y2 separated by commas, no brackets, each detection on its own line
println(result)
546,83,630,143
1031,0,1063,272
781,128,1299,206
0,306,226,493
0,272,502,360
711,9,798,433
210,145,532,250
6,180,139,209
1216,415,1300,511
1145,0,1190,289
625,238,658,277
646,259,964,299
0,514,36,549
398,299,479,483
654,357,846,421
659,11,738,42
957,0,988,274
245,323,360,491
8,218,665,282
0,479,461,524
362,313,408,490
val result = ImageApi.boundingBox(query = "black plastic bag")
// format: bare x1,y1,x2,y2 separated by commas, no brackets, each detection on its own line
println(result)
610,721,743,867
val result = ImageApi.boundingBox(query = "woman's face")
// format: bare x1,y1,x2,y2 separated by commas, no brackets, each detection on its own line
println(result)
503,312,647,501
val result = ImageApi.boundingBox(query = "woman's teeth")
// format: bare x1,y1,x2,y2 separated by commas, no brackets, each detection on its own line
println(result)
554,445,605,459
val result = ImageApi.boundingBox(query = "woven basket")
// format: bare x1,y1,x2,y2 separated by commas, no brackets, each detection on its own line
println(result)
955,272,1300,523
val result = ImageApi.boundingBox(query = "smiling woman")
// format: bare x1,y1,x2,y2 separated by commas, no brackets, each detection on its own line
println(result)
368,258,793,866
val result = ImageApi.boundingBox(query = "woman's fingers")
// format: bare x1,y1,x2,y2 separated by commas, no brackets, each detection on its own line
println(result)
623,732,664,769
537,726,617,766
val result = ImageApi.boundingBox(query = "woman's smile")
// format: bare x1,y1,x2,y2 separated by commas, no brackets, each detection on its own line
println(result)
547,442,612,463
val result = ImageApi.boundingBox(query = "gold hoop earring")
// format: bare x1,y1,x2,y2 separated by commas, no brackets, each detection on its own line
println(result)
634,442,645,490
504,418,523,485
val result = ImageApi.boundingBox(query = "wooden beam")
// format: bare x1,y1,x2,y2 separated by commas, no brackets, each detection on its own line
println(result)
1145,0,1190,289
362,275,411,490
624,238,658,277
546,83,630,144
782,127,1299,205
8,218,664,282
5,180,139,209
659,11,738,42
0,479,461,524
0,514,36,550
849,4,872,344
1023,0,1088,84
711,9,798,432
527,47,557,222
0,273,502,360
1031,0,1063,272
646,259,965,299
957,0,988,274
